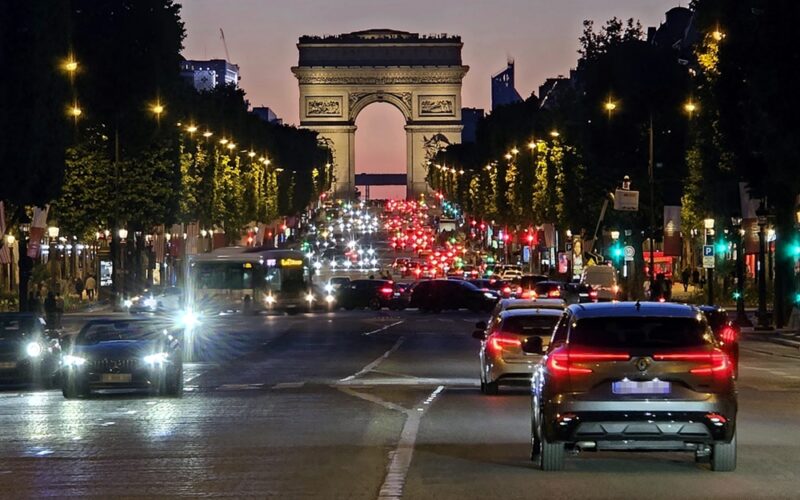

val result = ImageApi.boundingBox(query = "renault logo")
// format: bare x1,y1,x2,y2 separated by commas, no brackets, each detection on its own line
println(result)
635,357,651,372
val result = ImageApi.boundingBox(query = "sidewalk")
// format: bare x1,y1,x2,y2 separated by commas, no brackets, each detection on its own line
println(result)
742,326,800,349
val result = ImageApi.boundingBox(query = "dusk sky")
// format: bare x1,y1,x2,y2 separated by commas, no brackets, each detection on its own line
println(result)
181,0,681,197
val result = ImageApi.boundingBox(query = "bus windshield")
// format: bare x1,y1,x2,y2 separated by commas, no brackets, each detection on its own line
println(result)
194,263,256,290
265,265,306,293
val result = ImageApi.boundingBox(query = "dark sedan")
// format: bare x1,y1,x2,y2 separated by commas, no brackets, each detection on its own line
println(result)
0,313,61,387
409,279,497,312
61,318,183,398
337,279,396,310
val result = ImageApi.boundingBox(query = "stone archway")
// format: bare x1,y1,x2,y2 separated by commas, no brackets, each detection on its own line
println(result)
292,29,468,199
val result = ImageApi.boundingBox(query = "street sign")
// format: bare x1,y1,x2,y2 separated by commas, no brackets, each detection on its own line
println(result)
613,189,640,211
565,242,573,252
703,245,715,269
624,245,635,262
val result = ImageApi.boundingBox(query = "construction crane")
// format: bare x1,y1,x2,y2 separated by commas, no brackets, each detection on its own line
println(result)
219,28,231,62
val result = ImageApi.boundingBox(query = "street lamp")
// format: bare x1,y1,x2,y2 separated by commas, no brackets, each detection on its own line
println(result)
48,226,60,289
755,203,771,329
604,98,617,119
731,216,751,326
150,101,165,125
704,218,715,306
684,100,698,118
550,130,560,138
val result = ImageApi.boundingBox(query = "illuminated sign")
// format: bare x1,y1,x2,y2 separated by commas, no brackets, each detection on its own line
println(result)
243,262,253,269
266,259,276,267
280,258,304,267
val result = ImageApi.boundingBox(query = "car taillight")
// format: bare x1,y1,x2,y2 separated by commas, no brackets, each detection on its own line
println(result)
488,332,521,352
653,348,732,378
546,347,630,376
589,290,598,300
380,287,393,294
719,325,737,344
521,290,534,299
502,286,511,295
547,290,561,298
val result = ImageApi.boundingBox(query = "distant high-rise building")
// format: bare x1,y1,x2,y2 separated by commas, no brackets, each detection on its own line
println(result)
647,6,697,61
252,106,283,125
180,58,240,91
538,76,570,110
461,107,484,143
491,59,522,110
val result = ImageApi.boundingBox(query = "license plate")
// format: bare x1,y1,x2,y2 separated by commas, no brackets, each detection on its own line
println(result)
101,373,132,383
0,361,17,370
612,379,670,395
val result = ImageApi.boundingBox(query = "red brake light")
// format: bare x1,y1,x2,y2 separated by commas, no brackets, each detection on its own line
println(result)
380,287,393,294
502,286,512,294
720,325,737,344
589,290,598,299
547,290,562,298
488,332,522,351
654,349,732,378
546,348,630,376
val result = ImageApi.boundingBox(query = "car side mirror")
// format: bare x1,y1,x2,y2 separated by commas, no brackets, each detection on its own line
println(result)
475,320,487,330
521,336,544,354
472,330,486,340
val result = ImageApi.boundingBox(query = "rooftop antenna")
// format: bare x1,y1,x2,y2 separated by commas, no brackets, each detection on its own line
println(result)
219,28,231,62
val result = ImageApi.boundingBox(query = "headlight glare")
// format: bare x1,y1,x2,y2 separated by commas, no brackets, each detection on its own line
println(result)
178,310,199,328
143,352,169,365
26,342,43,357
63,354,87,366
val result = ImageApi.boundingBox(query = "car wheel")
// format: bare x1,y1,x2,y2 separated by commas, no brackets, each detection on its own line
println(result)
539,431,565,471
62,378,87,399
483,381,499,395
368,297,381,310
163,367,184,398
711,432,737,471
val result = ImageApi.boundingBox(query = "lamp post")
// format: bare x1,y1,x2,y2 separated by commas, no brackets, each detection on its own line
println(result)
704,218,715,305
755,203,770,329
118,228,128,303
5,234,15,292
47,226,60,291
731,216,751,326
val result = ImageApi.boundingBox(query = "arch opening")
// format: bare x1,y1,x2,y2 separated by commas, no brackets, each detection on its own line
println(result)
354,101,407,200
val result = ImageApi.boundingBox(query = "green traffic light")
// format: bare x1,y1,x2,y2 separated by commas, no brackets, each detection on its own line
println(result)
732,291,742,300
715,239,728,254
794,292,800,305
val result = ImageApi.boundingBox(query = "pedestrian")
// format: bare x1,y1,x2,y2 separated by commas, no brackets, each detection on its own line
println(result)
55,292,64,329
44,291,57,329
74,276,85,301
692,268,700,287
85,274,96,300
681,268,690,292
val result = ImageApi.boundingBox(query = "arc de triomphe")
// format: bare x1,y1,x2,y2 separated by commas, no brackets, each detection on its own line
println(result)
292,29,468,198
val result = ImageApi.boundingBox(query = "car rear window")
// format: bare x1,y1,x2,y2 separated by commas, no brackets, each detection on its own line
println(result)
583,270,614,287
569,317,710,349
500,315,560,335
534,282,560,294
520,275,547,288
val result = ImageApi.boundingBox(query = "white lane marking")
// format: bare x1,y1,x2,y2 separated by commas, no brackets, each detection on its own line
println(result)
272,382,306,389
337,377,479,388
337,387,407,413
378,385,445,500
216,383,264,391
340,337,405,382
363,320,405,336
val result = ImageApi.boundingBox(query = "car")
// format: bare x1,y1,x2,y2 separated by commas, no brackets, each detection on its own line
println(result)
325,276,351,293
391,258,411,276
530,281,567,300
127,286,183,314
61,318,183,398
699,305,740,378
499,268,523,281
580,265,619,301
485,298,567,321
469,278,514,298
474,308,562,394
563,281,598,304
528,302,737,471
409,279,497,312
0,313,61,387
516,274,550,298
336,279,396,310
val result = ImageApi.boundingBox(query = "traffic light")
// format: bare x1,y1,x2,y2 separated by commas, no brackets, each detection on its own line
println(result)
715,238,728,255
611,242,623,260
794,292,800,305
732,291,742,300
789,240,800,258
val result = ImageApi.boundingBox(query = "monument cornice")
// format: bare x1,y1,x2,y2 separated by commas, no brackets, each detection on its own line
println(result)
291,65,469,85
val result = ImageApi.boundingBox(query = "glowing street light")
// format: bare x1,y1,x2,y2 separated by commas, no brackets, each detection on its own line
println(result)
550,130,560,138
219,138,229,145
186,124,198,134
511,147,519,155
684,100,698,117
202,130,213,138
528,141,536,150
68,103,82,120
248,151,256,158
712,29,725,42
504,153,512,160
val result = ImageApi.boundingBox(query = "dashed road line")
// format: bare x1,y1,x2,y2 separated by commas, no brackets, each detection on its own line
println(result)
272,382,306,389
216,383,264,391
337,377,479,388
363,320,405,336
340,336,405,382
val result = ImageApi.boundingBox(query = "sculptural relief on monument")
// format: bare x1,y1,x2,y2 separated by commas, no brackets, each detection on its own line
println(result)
305,96,343,117
419,96,456,116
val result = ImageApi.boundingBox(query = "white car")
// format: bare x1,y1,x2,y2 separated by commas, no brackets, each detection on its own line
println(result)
581,265,619,301
474,308,562,394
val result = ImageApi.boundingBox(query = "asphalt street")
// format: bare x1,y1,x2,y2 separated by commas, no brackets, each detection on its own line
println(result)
1,310,799,498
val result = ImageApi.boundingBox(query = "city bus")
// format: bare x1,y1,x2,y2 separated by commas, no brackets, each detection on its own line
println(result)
187,247,317,314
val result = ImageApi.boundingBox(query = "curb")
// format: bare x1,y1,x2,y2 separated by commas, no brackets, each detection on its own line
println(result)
743,332,800,349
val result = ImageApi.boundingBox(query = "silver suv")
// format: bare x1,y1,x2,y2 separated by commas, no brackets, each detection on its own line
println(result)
527,302,737,471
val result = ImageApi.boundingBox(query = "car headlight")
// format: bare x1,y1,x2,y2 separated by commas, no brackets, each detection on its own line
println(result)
305,293,315,302
143,352,169,365
26,342,43,357
483,292,496,299
324,283,333,293
63,354,87,367
177,310,200,328
123,299,133,308
265,294,276,304
325,294,335,303
144,297,158,309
